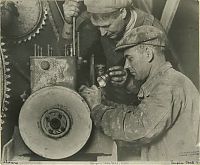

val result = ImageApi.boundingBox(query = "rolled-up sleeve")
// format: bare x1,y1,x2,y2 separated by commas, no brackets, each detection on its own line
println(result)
91,84,183,144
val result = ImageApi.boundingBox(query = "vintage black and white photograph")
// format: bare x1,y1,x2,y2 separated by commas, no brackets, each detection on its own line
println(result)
0,0,199,164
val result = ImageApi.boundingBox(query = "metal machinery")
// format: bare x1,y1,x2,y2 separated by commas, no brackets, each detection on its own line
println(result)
1,0,115,161
18,48,92,160
1,0,199,162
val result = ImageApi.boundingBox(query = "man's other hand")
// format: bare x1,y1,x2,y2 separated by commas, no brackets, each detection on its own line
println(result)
79,85,102,110
108,66,128,86
63,0,80,23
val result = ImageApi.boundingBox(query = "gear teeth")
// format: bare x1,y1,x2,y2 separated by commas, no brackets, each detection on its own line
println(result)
6,88,11,92
2,113,7,118
6,68,10,72
5,94,10,99
28,36,32,40
4,107,8,112
2,49,6,53
42,20,46,25
6,81,11,85
18,6,48,43
5,61,10,65
4,100,9,105
36,29,40,34
1,42,5,46
1,37,11,128
5,74,11,79
1,120,5,126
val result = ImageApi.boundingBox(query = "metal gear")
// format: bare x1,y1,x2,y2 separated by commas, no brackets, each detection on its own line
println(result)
1,0,48,44
0,37,11,129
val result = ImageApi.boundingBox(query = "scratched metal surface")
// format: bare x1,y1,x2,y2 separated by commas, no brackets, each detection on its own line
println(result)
30,56,77,92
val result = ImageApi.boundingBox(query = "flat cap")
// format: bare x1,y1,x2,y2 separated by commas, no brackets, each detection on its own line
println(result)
115,25,168,51
84,0,133,13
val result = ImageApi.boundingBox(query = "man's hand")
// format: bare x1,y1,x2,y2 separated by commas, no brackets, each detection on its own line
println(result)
63,0,80,23
79,85,102,110
108,66,128,86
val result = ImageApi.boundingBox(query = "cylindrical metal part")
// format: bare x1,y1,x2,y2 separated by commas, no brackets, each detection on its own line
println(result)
47,44,50,56
69,44,73,57
90,54,95,85
77,32,80,58
72,17,76,56
41,108,71,138
64,44,67,56
34,44,37,56
40,47,43,57
50,47,53,56
37,45,40,57
97,73,110,88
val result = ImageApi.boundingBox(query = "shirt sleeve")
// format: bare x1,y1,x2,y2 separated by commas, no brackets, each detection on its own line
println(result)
91,84,183,144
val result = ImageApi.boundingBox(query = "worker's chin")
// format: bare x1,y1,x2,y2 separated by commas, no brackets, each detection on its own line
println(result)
130,72,136,78
132,75,140,81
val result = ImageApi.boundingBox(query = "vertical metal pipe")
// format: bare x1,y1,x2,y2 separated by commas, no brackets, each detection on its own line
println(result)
34,44,37,56
72,17,76,56
47,44,50,56
90,54,95,85
40,47,43,57
70,44,73,57
37,45,40,57
50,47,53,56
77,32,80,58
64,45,67,56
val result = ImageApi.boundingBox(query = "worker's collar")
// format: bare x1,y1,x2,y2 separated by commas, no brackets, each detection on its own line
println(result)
137,62,172,100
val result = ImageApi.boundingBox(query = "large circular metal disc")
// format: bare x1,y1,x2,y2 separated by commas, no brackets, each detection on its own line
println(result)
19,86,92,159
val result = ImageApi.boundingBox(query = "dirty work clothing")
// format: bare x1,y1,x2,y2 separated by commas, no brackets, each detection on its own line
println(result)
99,8,166,104
91,62,200,161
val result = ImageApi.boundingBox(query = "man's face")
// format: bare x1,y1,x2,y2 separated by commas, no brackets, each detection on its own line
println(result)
90,11,126,39
124,45,150,81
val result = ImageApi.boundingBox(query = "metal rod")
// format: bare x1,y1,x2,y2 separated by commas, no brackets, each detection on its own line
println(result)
64,44,67,56
50,47,53,56
77,32,80,58
34,44,37,57
90,54,95,85
70,44,73,57
54,0,65,23
72,17,76,56
48,44,50,56
37,45,40,57
40,47,43,57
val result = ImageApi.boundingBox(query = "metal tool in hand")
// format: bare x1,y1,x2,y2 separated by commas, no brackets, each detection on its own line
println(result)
96,65,109,88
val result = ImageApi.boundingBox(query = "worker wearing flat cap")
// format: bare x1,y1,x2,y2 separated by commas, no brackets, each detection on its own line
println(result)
80,25,200,161
62,0,170,105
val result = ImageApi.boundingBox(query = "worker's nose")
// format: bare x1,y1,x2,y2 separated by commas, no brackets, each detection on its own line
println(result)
124,59,130,70
99,27,107,36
